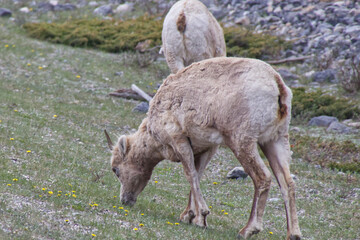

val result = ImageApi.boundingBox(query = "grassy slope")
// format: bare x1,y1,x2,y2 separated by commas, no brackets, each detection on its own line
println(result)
1,18,359,240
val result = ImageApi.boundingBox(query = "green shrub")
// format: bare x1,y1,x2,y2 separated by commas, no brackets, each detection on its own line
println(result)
223,27,290,59
23,16,163,53
291,87,360,121
23,17,288,58
291,135,360,173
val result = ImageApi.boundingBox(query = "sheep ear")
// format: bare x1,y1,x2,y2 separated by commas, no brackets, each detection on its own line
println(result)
118,135,128,155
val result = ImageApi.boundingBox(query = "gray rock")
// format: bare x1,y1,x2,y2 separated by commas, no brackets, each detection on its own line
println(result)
37,2,54,12
0,8,12,17
132,102,149,113
54,4,77,11
312,69,337,83
308,116,338,127
115,3,134,15
277,68,300,81
93,5,113,16
326,121,351,134
226,167,248,179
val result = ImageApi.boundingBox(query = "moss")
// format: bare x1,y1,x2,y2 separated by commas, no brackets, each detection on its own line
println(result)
23,17,288,58
291,87,360,121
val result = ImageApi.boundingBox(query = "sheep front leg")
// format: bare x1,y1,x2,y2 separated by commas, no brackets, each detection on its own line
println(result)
172,137,210,227
180,147,217,226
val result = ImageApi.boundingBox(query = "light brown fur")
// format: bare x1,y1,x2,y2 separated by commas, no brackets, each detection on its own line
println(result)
161,0,226,74
109,57,301,240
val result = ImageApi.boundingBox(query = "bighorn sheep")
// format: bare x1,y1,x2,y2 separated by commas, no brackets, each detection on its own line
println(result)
161,0,226,74
106,57,301,240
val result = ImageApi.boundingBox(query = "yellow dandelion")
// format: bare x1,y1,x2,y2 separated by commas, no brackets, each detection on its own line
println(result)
113,206,116,208
91,233,96,237
27,63,31,66
269,232,273,235
14,109,18,112
76,75,81,78
48,191,53,195
224,212,228,215
175,222,180,225
57,194,61,197
213,182,218,185
141,213,144,216
167,221,173,225
65,219,69,222
38,66,43,70
12,178,18,181
154,181,158,183
7,184,12,186
39,195,42,197
68,183,72,187
72,194,76,198
58,191,62,193
93,203,98,207
124,209,128,212
221,210,225,212
125,214,128,216
133,227,138,231
53,115,57,118
27,150,31,153
119,207,123,209
113,196,117,198
153,90,157,93
33,185,37,188
65,193,68,196
10,138,14,141
5,44,9,48
139,223,144,227
209,206,212,209
42,188,47,191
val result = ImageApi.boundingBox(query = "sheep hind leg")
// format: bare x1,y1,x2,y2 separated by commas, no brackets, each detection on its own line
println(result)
180,147,217,227
228,138,272,239
260,136,301,240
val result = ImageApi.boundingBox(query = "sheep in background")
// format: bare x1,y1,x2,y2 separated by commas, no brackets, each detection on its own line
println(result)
161,0,226,74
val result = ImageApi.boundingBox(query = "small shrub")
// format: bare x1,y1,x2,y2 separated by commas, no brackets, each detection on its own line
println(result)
23,17,289,59
291,135,360,173
23,16,164,53
338,55,360,93
291,87,360,121
223,27,290,59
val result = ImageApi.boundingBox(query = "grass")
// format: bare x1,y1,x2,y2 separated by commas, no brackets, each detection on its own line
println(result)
1,11,360,240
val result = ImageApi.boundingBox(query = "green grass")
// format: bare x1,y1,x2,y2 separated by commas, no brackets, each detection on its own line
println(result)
1,13,360,240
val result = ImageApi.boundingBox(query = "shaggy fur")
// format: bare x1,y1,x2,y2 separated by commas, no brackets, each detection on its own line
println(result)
110,57,301,240
161,0,226,74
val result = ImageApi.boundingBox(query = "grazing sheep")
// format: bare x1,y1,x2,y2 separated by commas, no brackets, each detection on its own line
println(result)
161,0,226,73
106,57,301,240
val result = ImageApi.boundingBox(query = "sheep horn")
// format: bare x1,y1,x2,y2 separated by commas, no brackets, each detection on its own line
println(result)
104,130,113,150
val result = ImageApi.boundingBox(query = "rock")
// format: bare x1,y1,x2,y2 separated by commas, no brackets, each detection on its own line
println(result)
54,4,77,11
277,68,300,81
326,121,351,133
226,167,248,180
308,116,338,127
37,2,54,13
93,5,113,16
89,1,99,7
0,8,12,17
347,122,360,128
132,102,149,113
312,69,337,83
115,3,134,15
19,7,30,13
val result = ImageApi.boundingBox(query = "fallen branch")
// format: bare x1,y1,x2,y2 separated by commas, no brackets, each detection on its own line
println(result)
109,89,145,101
267,56,312,65
131,84,153,102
